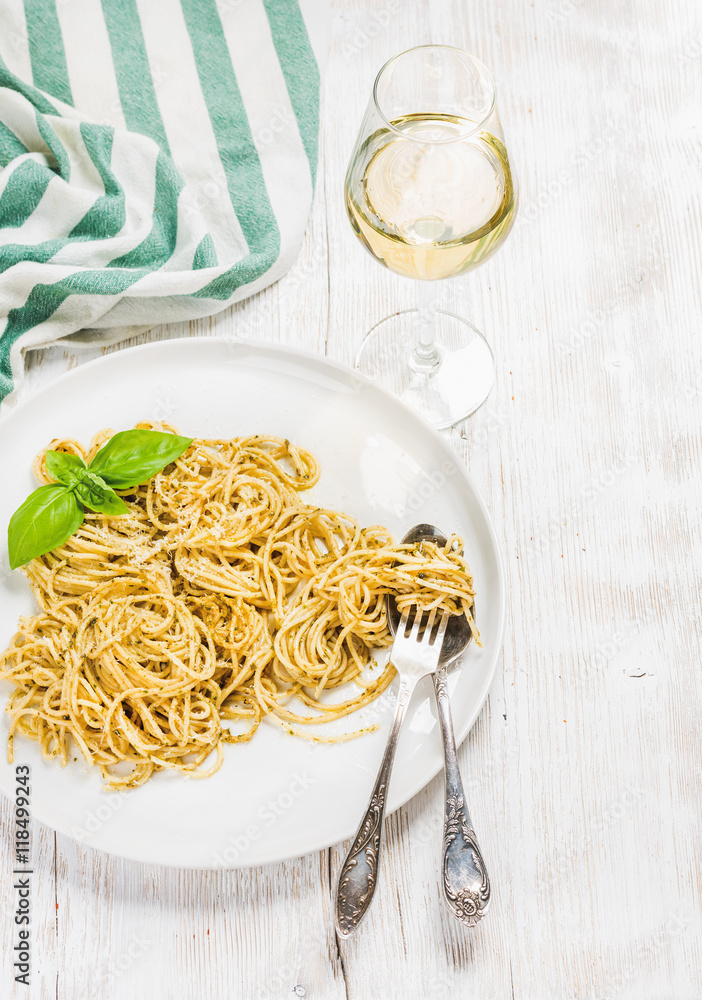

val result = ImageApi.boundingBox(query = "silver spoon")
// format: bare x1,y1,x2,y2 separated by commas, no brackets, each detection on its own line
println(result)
387,523,491,927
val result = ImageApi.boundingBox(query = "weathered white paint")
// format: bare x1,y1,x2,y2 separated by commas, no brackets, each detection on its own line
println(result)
1,0,701,997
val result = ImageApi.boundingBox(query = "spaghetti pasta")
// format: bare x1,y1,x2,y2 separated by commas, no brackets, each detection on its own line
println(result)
0,423,478,789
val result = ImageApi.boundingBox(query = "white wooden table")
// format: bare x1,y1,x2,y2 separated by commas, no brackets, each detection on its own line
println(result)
2,0,701,996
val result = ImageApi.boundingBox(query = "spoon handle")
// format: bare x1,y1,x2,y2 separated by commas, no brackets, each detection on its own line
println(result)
335,675,414,937
434,664,491,926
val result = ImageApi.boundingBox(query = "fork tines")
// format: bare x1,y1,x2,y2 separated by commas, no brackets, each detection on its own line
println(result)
399,606,451,645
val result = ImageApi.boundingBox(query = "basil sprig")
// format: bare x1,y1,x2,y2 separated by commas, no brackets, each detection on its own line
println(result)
8,429,192,569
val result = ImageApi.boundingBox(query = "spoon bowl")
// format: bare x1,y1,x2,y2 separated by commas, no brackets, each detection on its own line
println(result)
387,523,475,664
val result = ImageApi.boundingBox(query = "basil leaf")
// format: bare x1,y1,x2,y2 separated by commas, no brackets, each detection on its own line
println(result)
72,471,129,515
45,450,87,487
8,485,84,570
88,429,192,489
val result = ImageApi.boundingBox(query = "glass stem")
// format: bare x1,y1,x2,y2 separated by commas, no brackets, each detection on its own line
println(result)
411,279,442,372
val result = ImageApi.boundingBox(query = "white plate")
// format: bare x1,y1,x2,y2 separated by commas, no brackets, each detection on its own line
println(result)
0,338,504,868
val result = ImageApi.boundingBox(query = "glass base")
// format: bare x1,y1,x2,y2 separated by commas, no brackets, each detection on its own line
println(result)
355,309,494,429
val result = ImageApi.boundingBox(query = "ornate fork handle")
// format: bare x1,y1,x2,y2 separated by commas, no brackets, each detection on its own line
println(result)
335,676,414,937
434,665,491,926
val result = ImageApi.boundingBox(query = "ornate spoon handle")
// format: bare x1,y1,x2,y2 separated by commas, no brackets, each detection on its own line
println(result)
434,665,491,926
335,676,414,937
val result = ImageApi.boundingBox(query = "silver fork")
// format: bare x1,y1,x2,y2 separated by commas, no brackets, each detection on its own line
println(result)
334,607,449,937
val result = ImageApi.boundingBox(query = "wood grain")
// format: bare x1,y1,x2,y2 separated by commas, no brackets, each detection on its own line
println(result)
1,0,701,996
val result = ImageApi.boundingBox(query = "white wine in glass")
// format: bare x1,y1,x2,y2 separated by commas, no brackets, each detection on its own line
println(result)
345,47,518,428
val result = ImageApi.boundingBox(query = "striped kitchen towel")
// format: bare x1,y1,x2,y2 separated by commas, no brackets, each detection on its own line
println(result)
0,0,329,407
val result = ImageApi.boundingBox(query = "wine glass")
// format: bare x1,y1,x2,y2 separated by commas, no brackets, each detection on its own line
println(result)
344,45,518,428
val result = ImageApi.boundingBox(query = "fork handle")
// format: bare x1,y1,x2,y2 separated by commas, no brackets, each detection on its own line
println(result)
434,665,491,926
335,674,414,937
